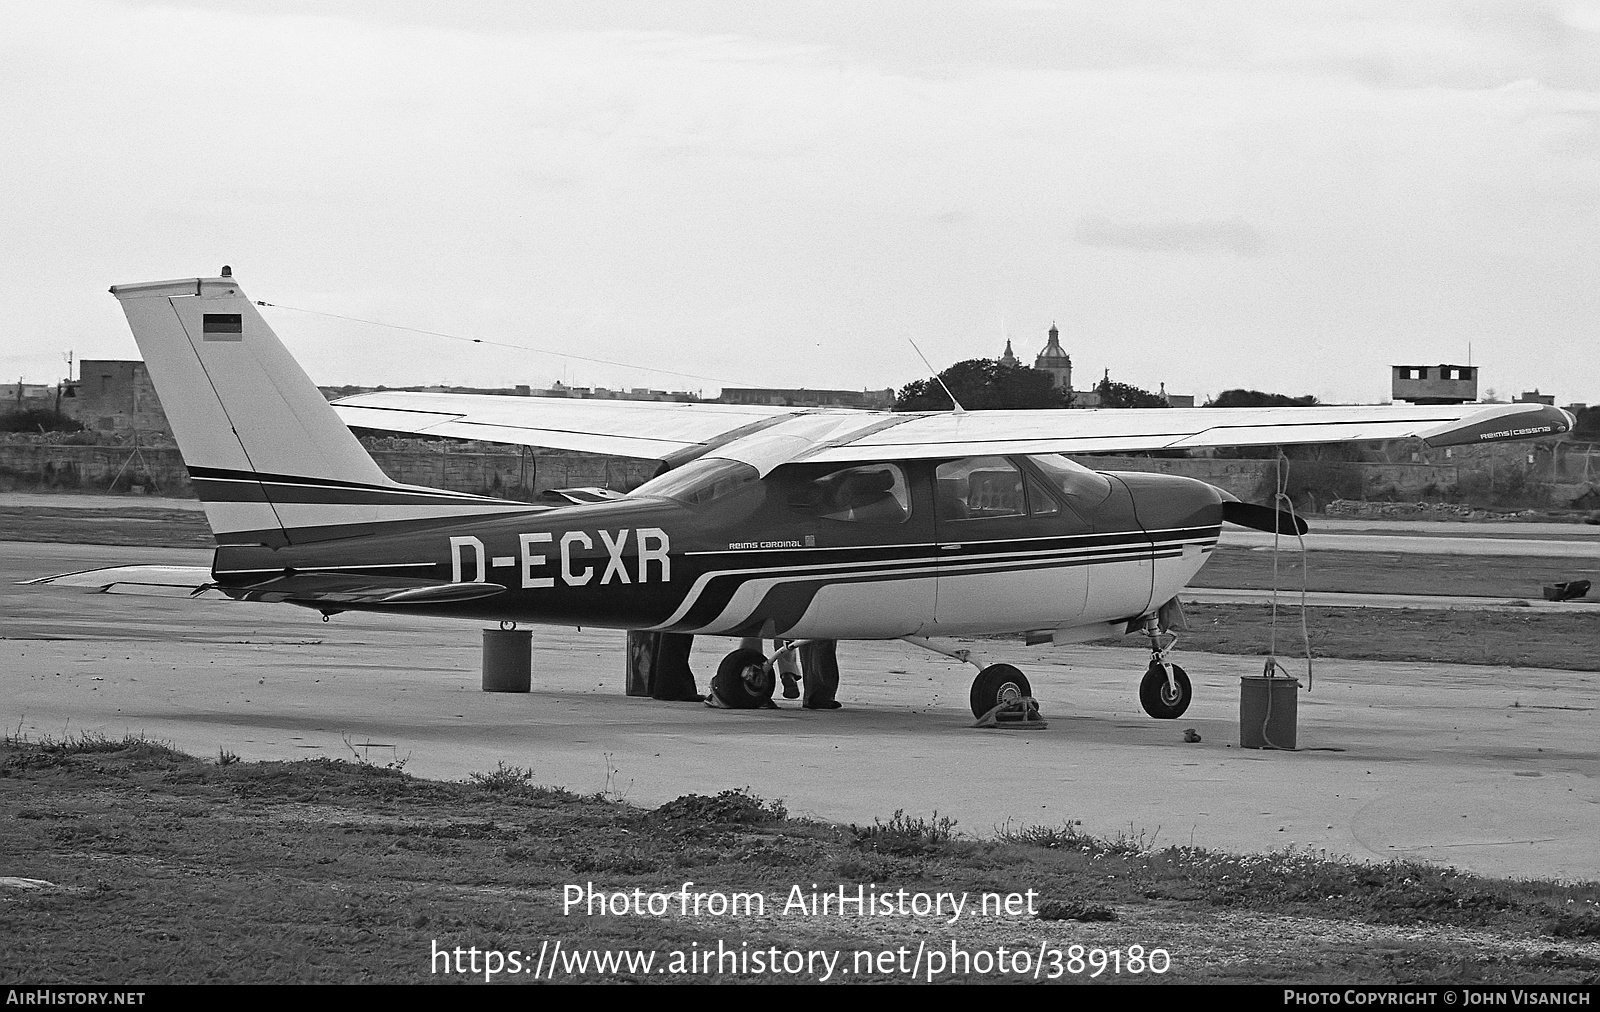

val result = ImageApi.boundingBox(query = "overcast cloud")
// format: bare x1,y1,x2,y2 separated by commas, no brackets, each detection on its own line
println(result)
2,0,1598,404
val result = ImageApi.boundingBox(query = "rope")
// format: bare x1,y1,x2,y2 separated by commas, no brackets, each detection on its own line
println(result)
252,300,747,388
1258,451,1314,750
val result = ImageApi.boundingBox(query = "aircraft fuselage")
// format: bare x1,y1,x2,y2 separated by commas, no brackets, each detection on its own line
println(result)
211,459,1225,641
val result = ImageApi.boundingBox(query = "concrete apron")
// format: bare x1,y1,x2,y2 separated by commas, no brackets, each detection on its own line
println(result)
5,541,1596,883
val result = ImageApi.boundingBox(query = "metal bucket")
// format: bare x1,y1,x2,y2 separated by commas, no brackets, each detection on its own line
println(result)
1239,675,1299,749
482,628,532,692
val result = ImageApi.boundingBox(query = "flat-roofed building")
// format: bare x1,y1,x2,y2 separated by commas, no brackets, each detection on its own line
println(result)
1392,364,1477,404
718,387,895,409
62,359,172,434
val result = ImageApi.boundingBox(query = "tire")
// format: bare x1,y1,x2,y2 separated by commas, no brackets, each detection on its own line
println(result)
969,663,1032,719
711,648,775,709
1139,661,1192,719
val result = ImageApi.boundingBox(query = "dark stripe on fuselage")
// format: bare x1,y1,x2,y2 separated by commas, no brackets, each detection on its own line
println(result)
661,525,1219,632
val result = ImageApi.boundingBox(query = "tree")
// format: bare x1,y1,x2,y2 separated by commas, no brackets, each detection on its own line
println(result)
1575,406,1600,439
0,407,83,433
1094,376,1169,409
894,359,1068,411
1206,389,1318,408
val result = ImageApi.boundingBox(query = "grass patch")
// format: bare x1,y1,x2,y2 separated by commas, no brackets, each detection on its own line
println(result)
1193,546,1600,602
1103,603,1600,671
2,738,1598,983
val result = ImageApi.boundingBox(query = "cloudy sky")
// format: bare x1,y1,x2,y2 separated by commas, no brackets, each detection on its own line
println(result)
4,0,1599,404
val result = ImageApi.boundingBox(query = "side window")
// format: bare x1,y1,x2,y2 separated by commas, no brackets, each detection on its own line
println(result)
1026,473,1059,515
1026,453,1113,509
794,464,910,524
935,457,1024,520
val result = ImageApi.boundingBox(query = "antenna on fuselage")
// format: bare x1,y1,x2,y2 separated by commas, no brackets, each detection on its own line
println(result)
908,339,966,415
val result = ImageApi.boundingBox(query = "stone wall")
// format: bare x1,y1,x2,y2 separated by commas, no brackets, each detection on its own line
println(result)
0,439,1589,510
0,442,658,499
1074,456,1458,502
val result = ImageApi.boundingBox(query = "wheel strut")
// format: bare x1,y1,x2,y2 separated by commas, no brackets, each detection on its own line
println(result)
1139,614,1180,698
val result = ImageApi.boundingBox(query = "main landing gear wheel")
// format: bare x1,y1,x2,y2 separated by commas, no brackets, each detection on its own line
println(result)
969,663,1032,719
711,648,776,709
1139,661,1192,719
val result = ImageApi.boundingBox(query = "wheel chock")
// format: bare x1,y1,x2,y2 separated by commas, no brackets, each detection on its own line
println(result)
972,696,1047,730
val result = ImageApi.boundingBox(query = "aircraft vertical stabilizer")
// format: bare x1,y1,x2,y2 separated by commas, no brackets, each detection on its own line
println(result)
111,275,534,546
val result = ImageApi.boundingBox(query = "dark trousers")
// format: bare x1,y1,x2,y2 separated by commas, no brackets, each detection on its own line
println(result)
796,639,840,708
624,631,701,701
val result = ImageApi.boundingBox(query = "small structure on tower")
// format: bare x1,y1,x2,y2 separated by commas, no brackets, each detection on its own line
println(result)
998,338,1019,368
1034,322,1072,393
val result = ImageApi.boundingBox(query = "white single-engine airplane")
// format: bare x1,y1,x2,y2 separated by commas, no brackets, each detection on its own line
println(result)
31,273,1575,720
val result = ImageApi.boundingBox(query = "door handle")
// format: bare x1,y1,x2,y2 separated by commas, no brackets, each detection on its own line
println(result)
940,544,963,551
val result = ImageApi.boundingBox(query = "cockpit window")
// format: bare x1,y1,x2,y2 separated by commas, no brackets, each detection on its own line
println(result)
935,456,1024,520
631,458,759,506
1026,453,1114,508
791,464,910,524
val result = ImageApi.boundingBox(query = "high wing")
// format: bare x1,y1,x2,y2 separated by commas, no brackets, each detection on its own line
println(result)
331,391,801,463
332,392,1574,475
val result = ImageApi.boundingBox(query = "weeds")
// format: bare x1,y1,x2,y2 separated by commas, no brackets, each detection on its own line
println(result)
467,761,537,792
341,734,410,771
995,818,1094,851
653,788,787,825
597,752,633,802
852,809,957,856
216,748,240,766
995,818,1154,857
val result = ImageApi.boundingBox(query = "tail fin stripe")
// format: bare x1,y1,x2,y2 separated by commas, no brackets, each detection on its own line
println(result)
188,466,524,501
191,476,541,509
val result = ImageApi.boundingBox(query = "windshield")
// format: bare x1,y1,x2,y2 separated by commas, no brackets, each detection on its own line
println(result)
631,457,760,506
1026,454,1114,508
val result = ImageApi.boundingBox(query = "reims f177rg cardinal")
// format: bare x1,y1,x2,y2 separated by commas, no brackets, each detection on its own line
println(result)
30,273,1574,720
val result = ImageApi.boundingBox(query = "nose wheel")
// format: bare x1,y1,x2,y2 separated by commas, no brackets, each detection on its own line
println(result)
1137,614,1191,718
1139,660,1191,718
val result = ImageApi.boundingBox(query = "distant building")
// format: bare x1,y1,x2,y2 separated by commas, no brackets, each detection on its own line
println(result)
61,360,172,435
718,387,895,410
1514,389,1556,405
1159,384,1195,408
2,382,56,409
1391,364,1477,405
323,381,701,403
547,381,698,402
998,339,1019,368
1034,323,1072,393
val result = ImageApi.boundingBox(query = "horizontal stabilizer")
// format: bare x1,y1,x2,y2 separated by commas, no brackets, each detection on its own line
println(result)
23,566,221,598
25,566,507,609
224,572,508,607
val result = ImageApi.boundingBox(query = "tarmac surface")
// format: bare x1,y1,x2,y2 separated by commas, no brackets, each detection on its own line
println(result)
4,538,1598,882
1186,587,1600,613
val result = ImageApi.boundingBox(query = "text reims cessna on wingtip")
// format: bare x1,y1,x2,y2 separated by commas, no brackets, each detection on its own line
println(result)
30,272,1575,721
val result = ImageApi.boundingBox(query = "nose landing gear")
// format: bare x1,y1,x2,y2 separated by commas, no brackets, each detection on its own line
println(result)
1137,614,1191,719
